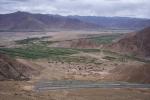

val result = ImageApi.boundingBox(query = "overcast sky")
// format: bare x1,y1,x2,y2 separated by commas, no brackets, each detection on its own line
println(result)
0,0,150,18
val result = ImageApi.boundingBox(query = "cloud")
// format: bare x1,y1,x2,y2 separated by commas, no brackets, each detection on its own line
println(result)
0,0,149,18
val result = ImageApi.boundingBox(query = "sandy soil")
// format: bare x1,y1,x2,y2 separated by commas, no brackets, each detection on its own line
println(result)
16,50,144,82
0,81,150,100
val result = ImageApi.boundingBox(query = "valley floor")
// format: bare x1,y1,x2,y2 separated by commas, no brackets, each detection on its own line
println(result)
0,30,150,100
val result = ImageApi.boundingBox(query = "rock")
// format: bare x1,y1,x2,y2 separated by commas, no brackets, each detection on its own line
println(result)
0,53,36,81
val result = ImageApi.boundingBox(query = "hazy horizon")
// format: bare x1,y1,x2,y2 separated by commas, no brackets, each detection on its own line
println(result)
0,0,150,19
0,11,150,20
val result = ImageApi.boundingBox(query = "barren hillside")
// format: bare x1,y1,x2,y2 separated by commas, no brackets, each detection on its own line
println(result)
110,27,150,57
106,64,150,83
0,53,37,81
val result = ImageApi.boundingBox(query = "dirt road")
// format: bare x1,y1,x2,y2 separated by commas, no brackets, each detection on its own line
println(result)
35,80,150,91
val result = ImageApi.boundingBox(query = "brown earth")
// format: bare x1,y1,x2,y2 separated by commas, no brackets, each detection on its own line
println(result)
16,52,147,83
106,64,150,83
0,81,150,100
109,27,150,57
0,53,38,81
1,30,150,100
0,51,150,100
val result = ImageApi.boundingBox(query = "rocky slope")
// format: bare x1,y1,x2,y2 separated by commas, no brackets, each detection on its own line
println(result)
110,27,150,57
0,53,37,81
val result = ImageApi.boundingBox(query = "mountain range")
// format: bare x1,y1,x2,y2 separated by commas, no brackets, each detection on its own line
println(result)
69,16,150,30
0,11,98,32
0,11,150,31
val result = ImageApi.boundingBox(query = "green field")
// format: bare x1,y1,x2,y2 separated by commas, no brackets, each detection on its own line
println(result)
0,44,102,64
0,45,148,64
0,44,78,59
89,34,122,44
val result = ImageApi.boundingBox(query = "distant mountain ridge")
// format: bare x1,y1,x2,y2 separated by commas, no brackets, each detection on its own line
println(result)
0,11,99,31
0,11,150,31
68,16,150,30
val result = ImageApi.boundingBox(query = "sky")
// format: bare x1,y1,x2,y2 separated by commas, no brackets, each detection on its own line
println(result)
0,0,150,18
